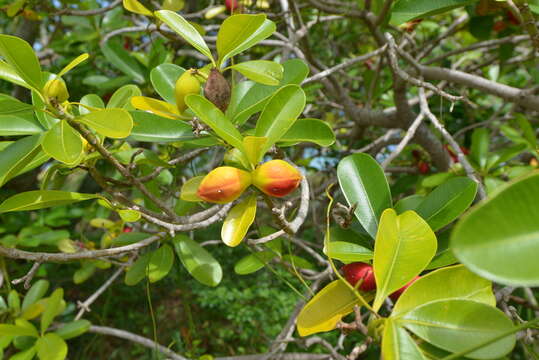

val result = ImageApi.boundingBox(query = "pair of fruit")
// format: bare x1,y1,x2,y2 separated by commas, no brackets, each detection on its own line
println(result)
341,262,420,301
196,160,302,204
175,68,231,114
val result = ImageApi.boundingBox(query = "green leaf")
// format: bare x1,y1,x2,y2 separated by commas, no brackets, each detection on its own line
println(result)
102,39,146,83
234,250,275,275
112,232,149,246
254,84,306,154
129,110,194,142
118,209,141,222
228,59,309,124
0,325,37,337
394,195,425,214
0,190,99,213
228,60,283,86
282,255,315,270
221,195,257,247
217,15,275,66
54,320,91,340
41,121,83,165
148,244,174,283
36,333,67,360
382,319,427,360
150,63,185,104
0,134,43,187
0,94,34,114
297,279,364,337
400,299,516,359
41,288,63,334
8,290,20,313
185,94,244,150
155,10,214,63
324,241,373,263
21,280,50,312
278,118,335,147
78,108,133,138
107,84,141,110
73,263,96,284
471,128,489,170
173,234,222,287
125,252,151,286
391,264,495,317
373,209,437,311
243,136,267,165
0,35,42,91
180,176,204,202
58,53,89,76
79,94,105,115
451,172,539,286
337,153,393,238
416,177,478,231
390,0,475,25
0,112,44,136
10,346,37,360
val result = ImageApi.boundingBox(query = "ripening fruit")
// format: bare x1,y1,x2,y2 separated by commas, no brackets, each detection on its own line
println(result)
123,227,133,233
342,262,376,292
493,20,508,33
252,160,302,198
204,68,231,112
175,69,201,114
389,276,420,301
417,161,430,174
197,166,252,204
44,78,69,103
225,0,238,11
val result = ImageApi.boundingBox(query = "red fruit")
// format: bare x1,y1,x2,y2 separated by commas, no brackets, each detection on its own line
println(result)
342,262,376,292
225,0,238,11
123,227,133,233
493,20,507,32
417,161,430,174
506,10,520,25
389,276,420,301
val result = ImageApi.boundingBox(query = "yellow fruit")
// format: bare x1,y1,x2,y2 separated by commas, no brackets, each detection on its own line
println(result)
252,160,301,197
175,69,201,113
197,166,252,204
44,78,69,103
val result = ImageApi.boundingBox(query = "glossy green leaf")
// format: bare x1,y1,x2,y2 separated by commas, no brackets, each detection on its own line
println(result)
78,108,133,138
426,231,458,270
41,288,63,334
337,153,393,238
373,209,437,311
129,110,194,142
0,94,34,114
401,299,516,359
234,250,275,275
125,252,151,286
21,280,50,312
32,79,58,130
254,85,305,154
0,35,42,91
324,241,373,263
8,290,20,313
278,118,335,147
112,232,149,246
0,134,43,187
0,325,37,337
10,346,37,360
382,319,427,360
390,0,475,25
471,128,489,170
185,94,244,150
394,195,425,214
79,94,105,115
155,10,214,62
102,39,145,83
173,234,222,287
42,121,83,165
180,176,204,202
282,255,315,270
392,265,495,317
228,59,309,124
118,209,141,222
416,177,478,231
217,15,275,66
221,195,257,247
243,136,267,165
107,84,141,110
451,171,539,286
0,59,36,91
148,244,174,283
73,263,96,284
0,190,99,213
150,63,185,104
297,279,362,337
0,112,44,136
36,333,67,360
228,60,283,85
54,320,91,340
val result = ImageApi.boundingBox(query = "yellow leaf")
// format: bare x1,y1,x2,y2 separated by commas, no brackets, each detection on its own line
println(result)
123,0,153,16
221,195,257,247
204,5,226,19
243,136,267,166
59,53,89,77
131,96,181,120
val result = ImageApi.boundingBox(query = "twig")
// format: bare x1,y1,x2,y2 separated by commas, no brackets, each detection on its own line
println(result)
11,262,41,289
381,112,425,168
56,0,122,16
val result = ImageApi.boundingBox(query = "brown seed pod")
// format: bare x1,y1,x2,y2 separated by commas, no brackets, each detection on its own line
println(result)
204,68,231,112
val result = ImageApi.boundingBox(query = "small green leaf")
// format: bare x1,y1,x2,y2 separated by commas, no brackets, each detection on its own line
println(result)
390,0,475,25
0,190,99,213
173,234,223,287
21,280,50,312
125,253,151,286
79,94,105,115
0,134,44,188
234,250,275,275
278,118,335,147
41,288,63,334
54,320,91,340
41,121,83,165
129,110,194,142
36,333,67,360
10,346,37,360
107,84,141,110
78,108,133,139
471,128,489,170
221,195,257,247
58,53,89,77
180,176,204,202
148,244,174,283
155,10,214,63
394,195,425,214
243,136,267,165
102,39,146,83
0,35,42,91
228,60,283,85
0,325,37,337
373,209,437,311
324,241,373,263
150,63,185,104
382,319,427,360
118,209,141,222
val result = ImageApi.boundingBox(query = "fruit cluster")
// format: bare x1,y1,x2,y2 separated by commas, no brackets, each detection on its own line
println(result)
196,160,302,204
342,262,420,301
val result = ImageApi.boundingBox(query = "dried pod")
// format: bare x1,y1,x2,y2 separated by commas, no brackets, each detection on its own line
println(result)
204,68,231,112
